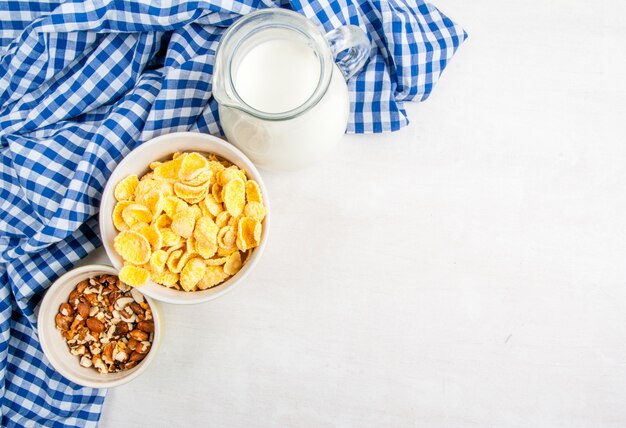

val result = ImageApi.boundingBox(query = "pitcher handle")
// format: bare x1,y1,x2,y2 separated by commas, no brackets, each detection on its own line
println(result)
324,26,370,80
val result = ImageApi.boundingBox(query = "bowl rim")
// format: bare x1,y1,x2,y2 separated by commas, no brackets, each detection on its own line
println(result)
98,132,270,305
37,264,161,388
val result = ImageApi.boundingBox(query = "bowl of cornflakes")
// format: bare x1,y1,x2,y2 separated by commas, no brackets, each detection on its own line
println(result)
99,132,270,305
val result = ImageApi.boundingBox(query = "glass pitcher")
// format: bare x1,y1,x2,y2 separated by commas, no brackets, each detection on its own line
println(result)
213,8,370,171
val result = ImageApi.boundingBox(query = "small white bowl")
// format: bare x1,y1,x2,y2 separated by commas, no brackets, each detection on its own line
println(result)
38,264,162,388
99,132,270,305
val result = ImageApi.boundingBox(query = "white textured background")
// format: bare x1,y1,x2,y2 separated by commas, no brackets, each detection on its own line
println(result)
98,1,626,426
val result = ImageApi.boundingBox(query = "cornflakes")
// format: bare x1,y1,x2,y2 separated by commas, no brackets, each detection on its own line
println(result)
119,264,150,287
194,216,218,246
208,160,225,177
171,209,196,239
215,211,230,228
122,203,151,227
223,178,245,217
166,249,184,274
201,194,222,217
196,240,217,259
245,180,263,204
217,246,238,257
160,227,182,247
112,151,266,291
163,196,186,219
142,190,163,218
244,201,266,222
236,217,261,251
205,256,228,266
154,155,185,180
184,168,212,187
197,266,228,290
114,230,151,265
179,153,209,182
150,249,168,274
114,175,138,202
136,178,173,202
153,213,171,229
174,181,209,204
113,201,133,231
219,167,246,185
180,257,206,291
132,223,162,251
223,251,242,276
211,182,223,203
227,215,240,228
188,205,202,221
217,226,237,250
153,270,179,287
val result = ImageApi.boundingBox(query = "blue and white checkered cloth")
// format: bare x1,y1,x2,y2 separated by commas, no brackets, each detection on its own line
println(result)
0,0,465,425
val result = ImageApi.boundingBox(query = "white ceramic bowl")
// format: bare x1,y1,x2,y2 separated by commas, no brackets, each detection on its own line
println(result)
38,264,162,388
99,132,270,305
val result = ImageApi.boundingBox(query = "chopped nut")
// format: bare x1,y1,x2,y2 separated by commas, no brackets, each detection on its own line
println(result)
114,297,134,310
137,320,154,333
129,351,146,362
76,280,88,293
135,341,150,354
102,342,115,365
86,317,105,333
70,316,84,332
76,301,90,318
80,356,93,367
125,361,138,369
115,350,128,362
55,313,71,330
120,306,135,323
59,303,74,317
70,345,86,356
115,322,130,336
84,293,98,306
129,302,144,316
129,330,149,341
130,288,144,303
108,290,121,305
93,356,108,374
57,274,153,374
106,325,116,338
68,289,81,305
127,338,139,351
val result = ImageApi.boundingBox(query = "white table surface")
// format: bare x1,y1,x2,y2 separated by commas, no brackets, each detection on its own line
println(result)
97,1,626,427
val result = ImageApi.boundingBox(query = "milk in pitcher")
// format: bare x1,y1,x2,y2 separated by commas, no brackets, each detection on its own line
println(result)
234,37,320,114
213,9,370,170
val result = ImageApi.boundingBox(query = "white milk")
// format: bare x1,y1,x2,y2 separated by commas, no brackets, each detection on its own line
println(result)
234,38,321,114
218,29,350,170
